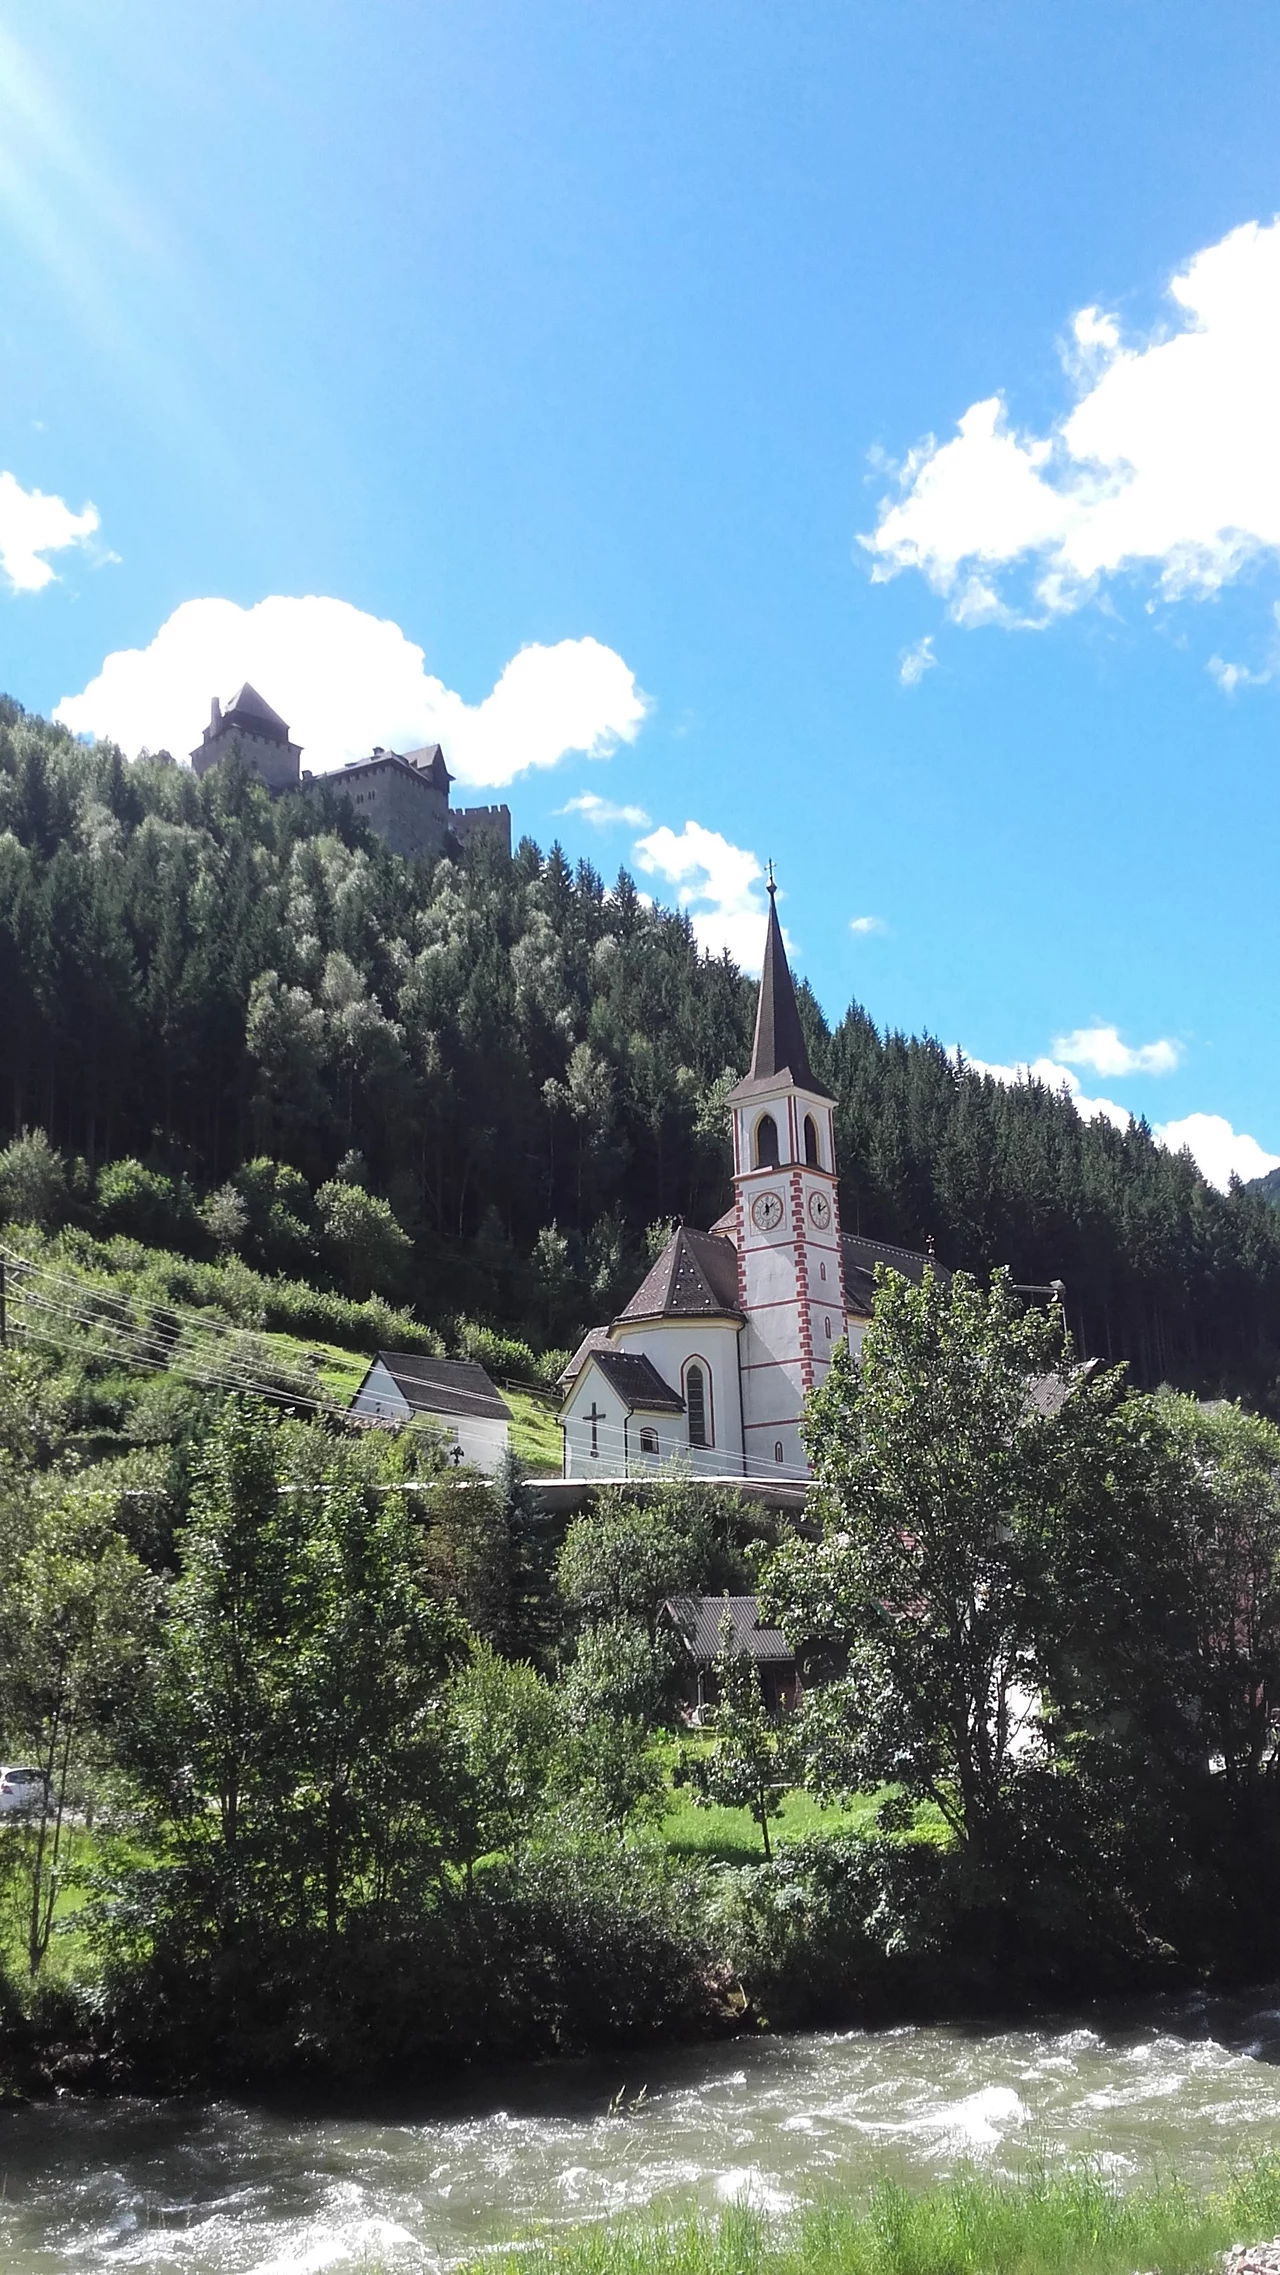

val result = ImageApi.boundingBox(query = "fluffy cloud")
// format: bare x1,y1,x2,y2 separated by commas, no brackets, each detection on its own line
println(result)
899,635,936,687
957,1048,1278,1191
1053,1024,1180,1078
849,914,887,936
864,218,1280,623
631,820,783,972
54,595,649,788
1152,1113,1280,1190
0,470,99,592
557,791,651,827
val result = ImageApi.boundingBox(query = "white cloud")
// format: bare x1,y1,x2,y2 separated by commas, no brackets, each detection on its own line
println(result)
1153,1112,1280,1190
957,1046,1278,1191
1053,1023,1180,1077
631,819,784,972
849,914,887,936
1207,654,1269,694
54,595,649,788
557,791,651,828
899,635,936,686
0,469,99,592
864,218,1280,623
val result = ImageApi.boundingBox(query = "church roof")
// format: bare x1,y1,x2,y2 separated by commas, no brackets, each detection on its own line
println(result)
842,1234,948,1319
586,1348,685,1412
616,1225,742,1325
729,880,834,1104
224,684,292,744
559,1324,612,1386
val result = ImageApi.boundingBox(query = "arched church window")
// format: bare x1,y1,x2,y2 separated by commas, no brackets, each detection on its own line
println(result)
820,1261,827,1281
639,1426,659,1456
774,1440,784,1464
824,1316,832,1339
804,1114,819,1167
755,1113,780,1167
686,1363,708,1447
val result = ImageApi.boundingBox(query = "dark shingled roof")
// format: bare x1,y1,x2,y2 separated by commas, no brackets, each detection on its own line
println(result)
365,1351,511,1421
403,743,454,791
616,1225,742,1324
729,882,834,1104
586,1349,685,1412
224,683,291,744
559,1325,613,1386
662,1594,796,1666
843,1234,948,1319
1026,1357,1101,1418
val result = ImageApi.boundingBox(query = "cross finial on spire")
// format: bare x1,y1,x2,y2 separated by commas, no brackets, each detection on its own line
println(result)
766,858,776,900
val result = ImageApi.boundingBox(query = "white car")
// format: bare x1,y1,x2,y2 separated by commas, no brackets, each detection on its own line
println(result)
0,1767,50,1814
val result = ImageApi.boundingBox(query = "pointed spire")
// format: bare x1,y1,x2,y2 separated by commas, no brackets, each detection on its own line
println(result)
729,870,833,1100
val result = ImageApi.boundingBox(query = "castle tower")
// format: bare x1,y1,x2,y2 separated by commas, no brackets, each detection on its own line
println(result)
190,684,302,794
729,878,845,1478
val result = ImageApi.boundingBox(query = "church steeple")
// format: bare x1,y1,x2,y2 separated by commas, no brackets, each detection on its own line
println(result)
731,871,834,1103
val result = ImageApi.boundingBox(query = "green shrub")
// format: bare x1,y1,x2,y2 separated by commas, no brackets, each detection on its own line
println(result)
0,1129,67,1227
96,1160,198,1247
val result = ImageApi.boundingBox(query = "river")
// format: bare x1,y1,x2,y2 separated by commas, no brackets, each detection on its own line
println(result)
4,1990,1280,2274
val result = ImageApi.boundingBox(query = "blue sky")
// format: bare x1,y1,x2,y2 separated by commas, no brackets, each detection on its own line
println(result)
4,2,1280,1186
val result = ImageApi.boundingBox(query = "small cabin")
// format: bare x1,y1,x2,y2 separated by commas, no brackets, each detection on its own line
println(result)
349,1351,511,1473
660,1593,800,1716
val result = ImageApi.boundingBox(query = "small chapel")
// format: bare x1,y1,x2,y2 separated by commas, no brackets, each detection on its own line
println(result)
558,883,937,1483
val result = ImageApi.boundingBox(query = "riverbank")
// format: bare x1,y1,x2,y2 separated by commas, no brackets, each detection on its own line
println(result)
466,2165,1280,2275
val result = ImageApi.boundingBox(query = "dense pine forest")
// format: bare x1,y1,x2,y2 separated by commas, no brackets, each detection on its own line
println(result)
3,692,1280,1401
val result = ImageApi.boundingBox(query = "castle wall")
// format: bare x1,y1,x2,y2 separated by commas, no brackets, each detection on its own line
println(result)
299,757,450,857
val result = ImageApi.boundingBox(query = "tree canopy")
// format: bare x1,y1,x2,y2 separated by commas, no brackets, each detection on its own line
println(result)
4,695,1280,1398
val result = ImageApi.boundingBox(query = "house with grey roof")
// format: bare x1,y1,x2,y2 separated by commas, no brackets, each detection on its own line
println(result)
660,1593,799,1715
349,1350,511,1472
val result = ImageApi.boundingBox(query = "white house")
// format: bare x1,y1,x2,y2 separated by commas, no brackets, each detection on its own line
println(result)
559,881,940,1486
349,1351,511,1473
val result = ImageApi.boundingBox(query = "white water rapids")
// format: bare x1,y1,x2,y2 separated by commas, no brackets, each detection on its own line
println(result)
4,1991,1280,2274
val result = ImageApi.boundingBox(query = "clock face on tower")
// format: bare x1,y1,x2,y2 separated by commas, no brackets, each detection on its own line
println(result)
808,1191,832,1230
751,1190,784,1232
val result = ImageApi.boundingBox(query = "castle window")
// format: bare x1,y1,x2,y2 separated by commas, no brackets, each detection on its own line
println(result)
804,1114,819,1167
686,1363,708,1448
639,1426,659,1456
774,1440,784,1464
755,1113,780,1168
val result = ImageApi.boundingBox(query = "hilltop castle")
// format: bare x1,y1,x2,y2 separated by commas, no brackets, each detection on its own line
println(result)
191,684,512,860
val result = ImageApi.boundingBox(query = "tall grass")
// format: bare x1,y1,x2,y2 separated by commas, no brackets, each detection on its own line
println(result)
459,2161,1280,2275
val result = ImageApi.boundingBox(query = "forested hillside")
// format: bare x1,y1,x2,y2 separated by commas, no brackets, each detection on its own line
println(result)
3,693,1280,1400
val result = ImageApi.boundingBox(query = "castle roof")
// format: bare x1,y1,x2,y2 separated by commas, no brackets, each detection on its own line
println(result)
223,684,292,744
729,880,833,1104
616,1224,742,1325
403,743,453,792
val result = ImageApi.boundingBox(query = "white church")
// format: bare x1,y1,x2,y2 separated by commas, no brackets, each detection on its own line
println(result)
558,883,937,1484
